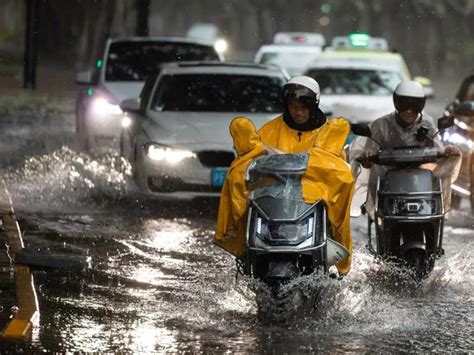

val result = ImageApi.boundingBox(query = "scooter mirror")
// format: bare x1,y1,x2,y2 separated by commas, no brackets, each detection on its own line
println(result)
453,101,474,117
350,123,371,137
437,115,455,130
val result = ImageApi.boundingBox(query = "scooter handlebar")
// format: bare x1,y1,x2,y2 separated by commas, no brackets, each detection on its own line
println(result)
355,154,378,164
437,151,461,159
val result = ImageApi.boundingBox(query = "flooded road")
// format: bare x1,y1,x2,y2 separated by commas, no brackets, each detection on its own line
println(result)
0,148,471,353
0,97,473,352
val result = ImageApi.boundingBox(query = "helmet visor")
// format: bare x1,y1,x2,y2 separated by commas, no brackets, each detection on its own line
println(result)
394,95,425,113
284,84,317,100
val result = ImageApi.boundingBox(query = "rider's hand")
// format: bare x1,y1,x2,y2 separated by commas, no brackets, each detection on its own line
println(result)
358,151,374,169
443,145,461,156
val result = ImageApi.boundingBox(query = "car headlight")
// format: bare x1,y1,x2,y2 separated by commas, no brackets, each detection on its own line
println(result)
121,115,133,128
256,215,314,245
214,38,228,53
144,143,196,164
90,97,122,116
386,198,439,216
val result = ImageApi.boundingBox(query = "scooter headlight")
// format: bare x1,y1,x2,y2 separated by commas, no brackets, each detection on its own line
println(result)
256,215,314,245
386,198,439,216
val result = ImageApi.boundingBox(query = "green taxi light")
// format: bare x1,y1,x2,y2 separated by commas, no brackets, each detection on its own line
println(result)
349,33,370,47
96,59,103,68
87,88,94,95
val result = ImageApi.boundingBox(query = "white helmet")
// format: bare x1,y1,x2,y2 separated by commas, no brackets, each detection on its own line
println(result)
393,80,426,113
283,76,320,105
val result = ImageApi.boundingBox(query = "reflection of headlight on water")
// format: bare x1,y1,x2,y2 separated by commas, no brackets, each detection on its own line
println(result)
214,39,228,53
90,97,122,116
121,115,132,128
145,144,196,164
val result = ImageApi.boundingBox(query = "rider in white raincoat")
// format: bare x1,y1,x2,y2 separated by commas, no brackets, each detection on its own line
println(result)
349,81,461,218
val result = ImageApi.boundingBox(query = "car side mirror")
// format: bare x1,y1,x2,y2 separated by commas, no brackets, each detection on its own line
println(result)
453,101,474,117
350,123,371,137
76,70,93,85
437,115,455,130
120,98,141,114
414,76,434,98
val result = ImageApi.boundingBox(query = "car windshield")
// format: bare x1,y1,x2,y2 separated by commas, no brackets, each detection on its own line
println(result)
259,51,318,68
152,74,284,113
105,41,219,81
306,68,403,95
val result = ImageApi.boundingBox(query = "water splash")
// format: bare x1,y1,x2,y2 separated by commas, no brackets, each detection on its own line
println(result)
1,146,132,210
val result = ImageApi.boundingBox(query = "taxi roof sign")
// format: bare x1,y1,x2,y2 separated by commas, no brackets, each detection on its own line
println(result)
331,34,389,51
273,32,326,47
349,33,370,47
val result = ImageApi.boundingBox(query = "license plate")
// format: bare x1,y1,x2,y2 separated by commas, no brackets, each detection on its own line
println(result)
211,168,228,187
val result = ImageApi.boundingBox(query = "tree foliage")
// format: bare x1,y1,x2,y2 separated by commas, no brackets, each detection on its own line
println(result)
1,0,473,75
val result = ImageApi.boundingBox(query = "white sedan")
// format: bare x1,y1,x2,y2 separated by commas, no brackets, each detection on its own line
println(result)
120,62,289,200
305,59,409,124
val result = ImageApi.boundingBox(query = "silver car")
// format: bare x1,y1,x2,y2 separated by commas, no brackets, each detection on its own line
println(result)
120,62,289,200
75,37,222,151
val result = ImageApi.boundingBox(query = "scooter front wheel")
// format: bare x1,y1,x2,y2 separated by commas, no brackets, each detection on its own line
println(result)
404,249,430,280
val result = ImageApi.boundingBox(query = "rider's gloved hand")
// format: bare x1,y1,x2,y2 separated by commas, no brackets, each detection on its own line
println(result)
358,150,375,169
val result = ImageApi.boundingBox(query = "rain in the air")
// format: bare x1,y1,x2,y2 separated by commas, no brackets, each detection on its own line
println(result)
0,1,472,352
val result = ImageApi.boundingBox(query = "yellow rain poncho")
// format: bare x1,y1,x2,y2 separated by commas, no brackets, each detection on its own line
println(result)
302,118,354,274
259,115,353,273
258,115,324,153
216,115,354,274
214,117,265,257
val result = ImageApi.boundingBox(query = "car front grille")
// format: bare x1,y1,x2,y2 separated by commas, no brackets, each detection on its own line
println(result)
197,150,235,168
148,176,222,193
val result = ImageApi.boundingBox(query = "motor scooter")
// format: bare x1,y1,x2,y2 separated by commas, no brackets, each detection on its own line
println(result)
356,116,456,279
240,153,349,288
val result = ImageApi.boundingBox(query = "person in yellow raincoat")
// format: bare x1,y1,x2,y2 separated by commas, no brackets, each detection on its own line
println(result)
214,117,265,257
215,76,354,274
258,76,354,274
258,76,328,154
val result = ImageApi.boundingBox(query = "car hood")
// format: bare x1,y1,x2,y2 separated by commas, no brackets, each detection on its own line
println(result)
142,112,278,150
322,95,393,124
102,81,145,103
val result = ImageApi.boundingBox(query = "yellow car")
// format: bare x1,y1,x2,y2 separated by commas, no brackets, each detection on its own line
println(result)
304,34,434,124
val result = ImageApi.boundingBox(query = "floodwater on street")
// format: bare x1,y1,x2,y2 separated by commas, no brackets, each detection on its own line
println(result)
0,97,472,352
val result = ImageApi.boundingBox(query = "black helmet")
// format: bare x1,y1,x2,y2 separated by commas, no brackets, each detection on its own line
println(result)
393,81,426,113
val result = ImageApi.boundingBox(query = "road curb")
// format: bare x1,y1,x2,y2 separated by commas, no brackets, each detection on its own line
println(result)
0,179,39,338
